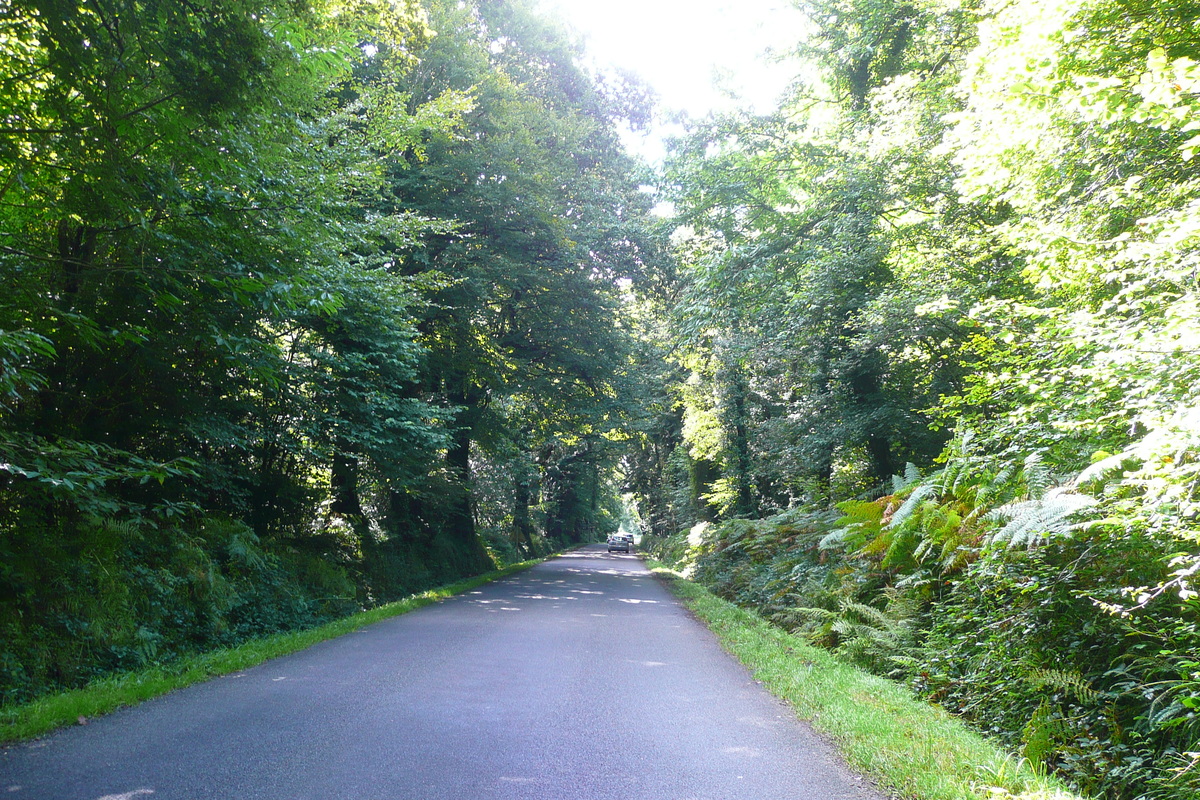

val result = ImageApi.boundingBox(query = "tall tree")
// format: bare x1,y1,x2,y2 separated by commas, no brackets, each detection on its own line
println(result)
0,0,471,697
377,0,657,556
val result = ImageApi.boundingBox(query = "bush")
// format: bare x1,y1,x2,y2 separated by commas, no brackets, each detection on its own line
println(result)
674,477,1200,799
0,513,356,704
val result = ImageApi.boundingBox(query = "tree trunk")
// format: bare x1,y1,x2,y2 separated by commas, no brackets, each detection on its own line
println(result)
513,468,536,555
331,450,365,519
445,423,492,574
848,353,895,482
723,362,755,517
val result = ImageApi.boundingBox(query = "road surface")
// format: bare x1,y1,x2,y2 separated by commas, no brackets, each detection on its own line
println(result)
1,544,883,800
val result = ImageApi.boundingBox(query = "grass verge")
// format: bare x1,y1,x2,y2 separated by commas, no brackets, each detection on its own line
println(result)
646,559,1089,800
0,558,544,745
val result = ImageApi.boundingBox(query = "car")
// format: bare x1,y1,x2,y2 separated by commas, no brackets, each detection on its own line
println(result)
607,535,630,553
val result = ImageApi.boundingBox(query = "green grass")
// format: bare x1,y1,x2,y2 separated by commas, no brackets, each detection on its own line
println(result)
0,558,544,744
645,559,1090,800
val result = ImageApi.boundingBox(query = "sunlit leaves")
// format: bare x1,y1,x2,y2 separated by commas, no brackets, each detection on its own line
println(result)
0,330,54,412
633,0,1200,795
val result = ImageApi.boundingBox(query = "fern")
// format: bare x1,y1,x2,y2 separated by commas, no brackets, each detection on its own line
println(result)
977,462,1017,509
770,605,837,628
836,499,885,526
881,525,922,571
818,527,856,551
891,462,922,493
911,502,966,570
1021,699,1061,769
94,517,142,541
889,483,938,531
840,600,894,628
228,528,268,570
1075,449,1137,488
1023,452,1053,500
984,488,1097,549
824,499,885,552
775,592,918,675
1026,668,1106,705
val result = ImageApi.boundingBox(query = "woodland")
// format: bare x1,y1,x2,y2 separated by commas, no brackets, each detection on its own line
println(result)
1,0,1199,797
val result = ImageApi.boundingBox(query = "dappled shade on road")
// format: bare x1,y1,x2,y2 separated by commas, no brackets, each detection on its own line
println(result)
1,545,881,800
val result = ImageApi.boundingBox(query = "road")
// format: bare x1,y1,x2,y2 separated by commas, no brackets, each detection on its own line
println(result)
1,545,883,800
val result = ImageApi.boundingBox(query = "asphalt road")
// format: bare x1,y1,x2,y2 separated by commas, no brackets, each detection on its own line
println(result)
1,544,884,800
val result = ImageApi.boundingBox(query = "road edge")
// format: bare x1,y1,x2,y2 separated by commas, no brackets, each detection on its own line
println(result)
0,556,551,745
644,558,1089,800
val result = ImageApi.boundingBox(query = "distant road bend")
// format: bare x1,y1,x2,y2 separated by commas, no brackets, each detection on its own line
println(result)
1,544,883,800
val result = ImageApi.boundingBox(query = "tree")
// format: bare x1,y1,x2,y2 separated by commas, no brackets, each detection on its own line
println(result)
0,0,470,697
377,0,658,555
633,0,1200,795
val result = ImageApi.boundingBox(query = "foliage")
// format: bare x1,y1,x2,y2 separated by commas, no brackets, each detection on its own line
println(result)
652,561,1088,800
373,0,659,558
630,0,1200,796
0,0,658,703
659,442,1199,798
0,513,354,704
5,0,1200,796
1,557,543,744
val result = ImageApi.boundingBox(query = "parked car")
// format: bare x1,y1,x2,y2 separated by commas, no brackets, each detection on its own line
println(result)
607,534,630,553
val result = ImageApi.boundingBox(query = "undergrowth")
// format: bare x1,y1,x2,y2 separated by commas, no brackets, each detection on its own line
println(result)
649,560,1086,800
0,557,544,743
643,441,1200,800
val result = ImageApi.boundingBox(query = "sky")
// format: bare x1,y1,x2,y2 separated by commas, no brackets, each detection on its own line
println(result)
536,0,809,156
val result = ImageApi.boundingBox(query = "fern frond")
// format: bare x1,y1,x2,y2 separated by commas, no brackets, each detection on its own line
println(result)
985,488,1097,549
882,526,921,570
1147,701,1191,728
937,529,979,573
1021,699,1061,767
769,606,836,630
819,528,855,551
228,529,267,569
1024,452,1052,500
1026,668,1106,704
841,600,893,628
928,461,948,492
95,517,142,540
891,462,922,493
792,606,838,623
913,536,933,562
944,426,976,460
977,463,1017,509
961,504,987,527
833,619,898,646
1075,450,1137,488
889,483,938,531
836,499,885,526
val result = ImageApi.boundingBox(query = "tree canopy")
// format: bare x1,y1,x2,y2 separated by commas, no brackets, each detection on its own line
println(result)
0,0,656,702
627,1,1200,797
3,0,1200,796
